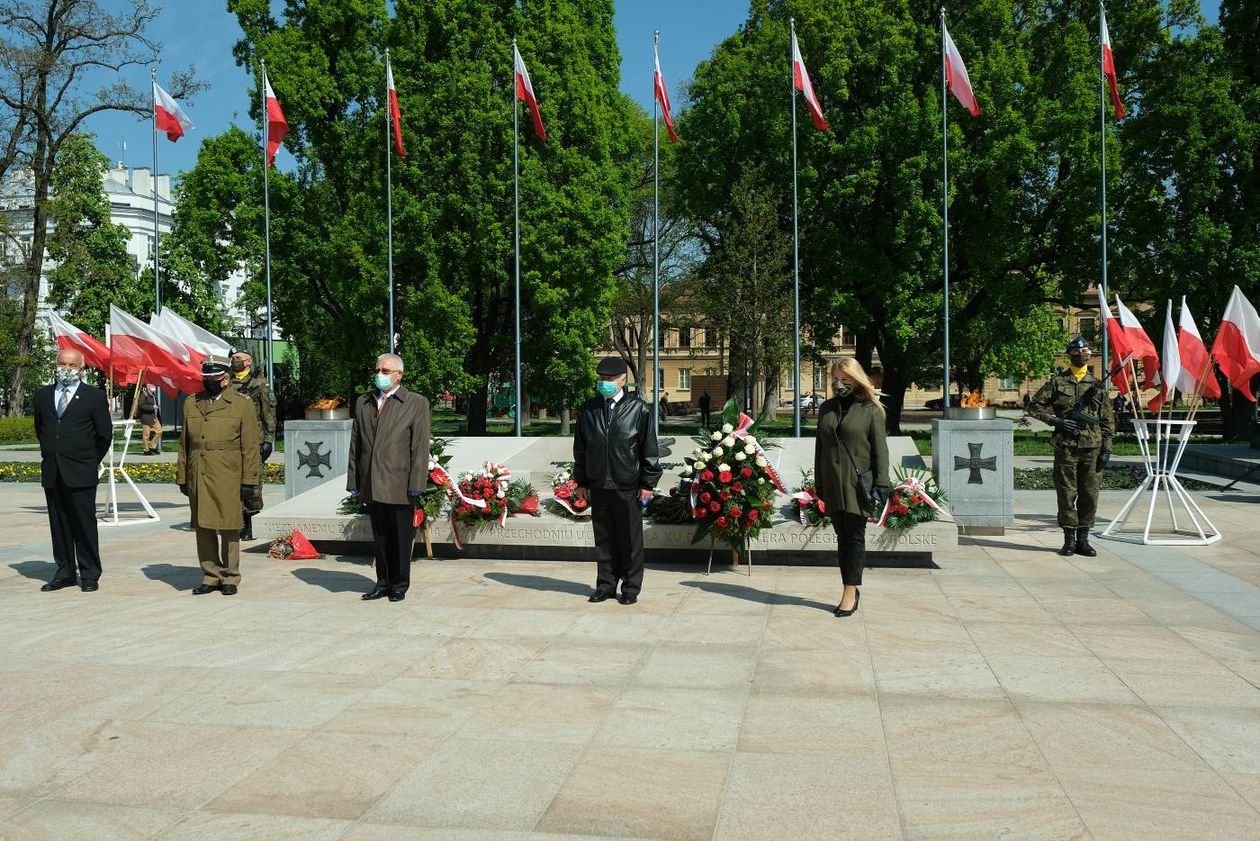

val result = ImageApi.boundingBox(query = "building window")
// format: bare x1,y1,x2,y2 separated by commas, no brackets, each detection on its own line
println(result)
679,368,691,390
998,378,1018,391
704,328,717,348
1078,318,1097,343
678,327,690,349
814,368,827,391
657,369,665,389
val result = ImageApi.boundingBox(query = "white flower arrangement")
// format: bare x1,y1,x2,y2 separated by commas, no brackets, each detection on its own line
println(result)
722,436,736,447
711,431,723,441
755,456,767,467
744,444,756,455
695,461,707,470
722,423,734,434
735,452,747,461
712,446,724,457
681,465,694,476
719,463,731,472
744,435,757,446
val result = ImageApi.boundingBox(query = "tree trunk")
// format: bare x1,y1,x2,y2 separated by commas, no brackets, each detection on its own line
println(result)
560,406,571,436
855,327,875,373
466,381,488,434
9,135,50,416
880,364,908,436
521,391,532,427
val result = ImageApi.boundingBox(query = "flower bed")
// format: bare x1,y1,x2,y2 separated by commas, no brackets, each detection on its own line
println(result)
0,462,285,484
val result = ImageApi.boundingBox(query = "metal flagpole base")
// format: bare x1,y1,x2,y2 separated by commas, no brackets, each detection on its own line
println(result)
99,420,160,527
1097,419,1220,546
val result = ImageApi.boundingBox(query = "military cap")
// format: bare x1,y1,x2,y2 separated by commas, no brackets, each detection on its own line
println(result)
1066,335,1090,353
201,358,231,377
595,356,628,377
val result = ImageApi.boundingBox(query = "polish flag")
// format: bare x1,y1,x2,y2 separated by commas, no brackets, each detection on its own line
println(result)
514,44,547,142
1210,286,1260,400
263,68,289,167
943,21,980,117
1101,6,1126,121
791,30,828,131
1148,300,1179,413
109,305,204,396
47,311,111,371
152,308,230,361
1098,286,1134,391
153,81,194,142
1115,295,1159,389
386,54,405,158
654,45,679,144
1177,297,1220,399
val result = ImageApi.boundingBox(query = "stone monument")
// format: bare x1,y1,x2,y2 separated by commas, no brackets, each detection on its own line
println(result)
284,417,353,499
932,409,1014,534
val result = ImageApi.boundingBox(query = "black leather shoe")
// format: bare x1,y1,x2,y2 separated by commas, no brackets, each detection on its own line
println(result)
191,584,218,595
361,586,389,601
1058,528,1076,556
388,591,406,602
617,594,638,605
834,588,861,617
80,582,99,592
40,579,76,592
1075,528,1097,557
221,584,238,596
588,589,615,603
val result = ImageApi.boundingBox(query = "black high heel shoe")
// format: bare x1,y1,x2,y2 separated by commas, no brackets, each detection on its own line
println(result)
833,588,860,618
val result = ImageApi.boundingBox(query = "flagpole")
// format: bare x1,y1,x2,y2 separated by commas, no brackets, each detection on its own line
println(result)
653,31,661,437
261,60,275,388
512,40,522,438
941,9,951,413
1100,3,1110,387
151,67,160,315
386,49,396,354
790,20,803,437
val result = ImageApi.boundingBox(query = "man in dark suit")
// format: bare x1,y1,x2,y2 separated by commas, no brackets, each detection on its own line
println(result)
574,356,662,605
34,348,113,592
347,353,431,603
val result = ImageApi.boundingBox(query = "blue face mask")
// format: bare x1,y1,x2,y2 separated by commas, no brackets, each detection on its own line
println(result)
596,379,618,398
374,373,394,391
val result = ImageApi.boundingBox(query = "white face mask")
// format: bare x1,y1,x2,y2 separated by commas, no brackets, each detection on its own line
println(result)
55,367,80,386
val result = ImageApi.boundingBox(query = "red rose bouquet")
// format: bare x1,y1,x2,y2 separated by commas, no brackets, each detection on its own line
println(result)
876,468,947,530
546,463,591,519
789,469,829,528
448,461,539,548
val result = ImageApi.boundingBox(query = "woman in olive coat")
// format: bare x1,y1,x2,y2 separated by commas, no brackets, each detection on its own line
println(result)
813,358,891,617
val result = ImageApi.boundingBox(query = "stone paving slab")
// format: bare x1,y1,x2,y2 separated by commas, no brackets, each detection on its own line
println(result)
0,484,1259,839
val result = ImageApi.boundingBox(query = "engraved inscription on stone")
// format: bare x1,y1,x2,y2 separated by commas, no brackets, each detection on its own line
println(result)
298,441,332,478
954,442,997,485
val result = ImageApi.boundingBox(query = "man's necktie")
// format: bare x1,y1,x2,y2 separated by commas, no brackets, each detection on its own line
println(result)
56,387,70,418
605,398,614,422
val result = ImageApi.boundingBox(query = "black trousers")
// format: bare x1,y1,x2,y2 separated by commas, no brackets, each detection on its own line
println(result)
591,488,645,597
368,502,414,594
832,512,867,587
45,477,101,585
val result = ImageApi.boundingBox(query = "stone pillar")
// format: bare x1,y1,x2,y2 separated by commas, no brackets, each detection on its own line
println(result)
284,419,353,499
932,418,1014,534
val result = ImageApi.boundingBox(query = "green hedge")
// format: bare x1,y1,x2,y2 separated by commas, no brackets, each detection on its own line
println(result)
0,416,37,443
0,462,285,484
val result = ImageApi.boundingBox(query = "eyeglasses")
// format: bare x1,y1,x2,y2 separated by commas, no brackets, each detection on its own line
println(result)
374,368,399,374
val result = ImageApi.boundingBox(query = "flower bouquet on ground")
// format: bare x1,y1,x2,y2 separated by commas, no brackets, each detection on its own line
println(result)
789,469,829,528
546,463,591,519
269,529,321,560
876,466,948,530
679,399,785,568
447,461,539,549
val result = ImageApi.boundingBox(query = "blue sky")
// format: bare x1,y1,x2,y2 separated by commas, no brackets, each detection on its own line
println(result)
85,1,1221,178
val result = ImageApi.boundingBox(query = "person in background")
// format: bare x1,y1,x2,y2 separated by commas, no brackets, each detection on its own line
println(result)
34,348,112,592
178,359,261,596
227,348,275,540
138,382,161,455
813,358,890,618
698,391,712,429
347,353,431,603
573,356,662,605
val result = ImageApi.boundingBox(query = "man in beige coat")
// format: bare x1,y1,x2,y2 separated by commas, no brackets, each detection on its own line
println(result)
177,359,262,596
347,353,430,602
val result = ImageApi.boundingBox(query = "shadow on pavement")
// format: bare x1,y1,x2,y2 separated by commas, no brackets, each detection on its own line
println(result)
141,563,202,591
682,579,834,613
483,572,590,596
8,560,57,581
290,567,374,593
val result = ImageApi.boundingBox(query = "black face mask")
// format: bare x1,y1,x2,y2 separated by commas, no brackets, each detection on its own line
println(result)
833,381,852,397
203,378,225,396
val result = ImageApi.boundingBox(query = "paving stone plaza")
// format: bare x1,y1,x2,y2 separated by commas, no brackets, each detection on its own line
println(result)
2,482,1260,840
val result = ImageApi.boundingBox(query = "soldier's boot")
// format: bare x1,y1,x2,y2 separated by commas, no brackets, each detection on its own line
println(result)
1075,528,1097,557
240,513,254,542
1058,528,1076,556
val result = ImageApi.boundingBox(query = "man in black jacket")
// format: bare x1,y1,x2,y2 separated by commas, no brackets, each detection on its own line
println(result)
573,357,662,605
33,348,113,592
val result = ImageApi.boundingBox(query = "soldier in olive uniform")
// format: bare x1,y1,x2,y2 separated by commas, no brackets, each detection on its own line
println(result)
178,359,262,595
1028,336,1114,557
228,348,275,540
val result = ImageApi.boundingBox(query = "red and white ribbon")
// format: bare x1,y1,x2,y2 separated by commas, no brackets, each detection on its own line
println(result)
876,476,947,527
550,494,591,517
730,413,786,493
791,489,820,526
429,461,487,510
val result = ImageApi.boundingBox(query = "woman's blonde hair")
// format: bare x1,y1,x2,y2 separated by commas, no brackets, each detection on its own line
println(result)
830,358,885,417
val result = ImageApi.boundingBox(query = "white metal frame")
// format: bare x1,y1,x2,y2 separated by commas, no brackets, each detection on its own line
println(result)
98,419,159,527
1099,418,1220,545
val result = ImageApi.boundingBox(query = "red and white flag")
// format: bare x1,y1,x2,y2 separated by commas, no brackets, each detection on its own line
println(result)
1098,286,1134,391
1115,295,1159,389
109,305,204,396
263,68,289,167
943,21,980,117
151,308,231,361
386,54,406,158
791,29,828,131
1210,286,1260,400
1148,300,1179,413
514,44,547,142
47,311,111,371
153,81,194,142
654,45,679,144
1177,297,1220,399
1101,6,1126,120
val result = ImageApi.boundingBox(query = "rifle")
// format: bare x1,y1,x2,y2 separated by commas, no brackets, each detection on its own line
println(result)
1053,358,1130,446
